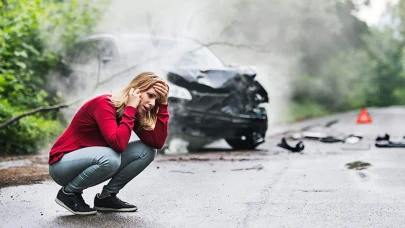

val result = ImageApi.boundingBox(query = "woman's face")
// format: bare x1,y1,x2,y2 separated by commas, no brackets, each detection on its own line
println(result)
137,86,160,114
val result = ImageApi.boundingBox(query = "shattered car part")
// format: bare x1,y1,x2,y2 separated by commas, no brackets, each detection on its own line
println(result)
286,119,340,140
344,136,363,144
375,134,405,148
277,137,304,153
376,134,390,141
290,128,362,144
284,120,363,146
319,135,363,144
291,131,328,140
54,33,269,151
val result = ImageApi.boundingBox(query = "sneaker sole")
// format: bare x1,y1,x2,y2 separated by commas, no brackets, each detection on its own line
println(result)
55,198,97,215
94,206,138,212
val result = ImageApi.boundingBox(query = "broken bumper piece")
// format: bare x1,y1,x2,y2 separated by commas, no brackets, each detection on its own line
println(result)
277,137,305,153
375,134,405,148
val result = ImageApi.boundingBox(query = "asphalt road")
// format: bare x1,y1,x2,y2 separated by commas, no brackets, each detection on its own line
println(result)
1,107,405,228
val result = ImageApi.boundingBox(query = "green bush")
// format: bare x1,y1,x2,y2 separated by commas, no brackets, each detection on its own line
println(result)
0,0,108,155
289,101,330,122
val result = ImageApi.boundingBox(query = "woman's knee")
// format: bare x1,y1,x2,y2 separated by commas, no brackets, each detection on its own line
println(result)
97,149,121,173
140,146,157,163
126,141,157,162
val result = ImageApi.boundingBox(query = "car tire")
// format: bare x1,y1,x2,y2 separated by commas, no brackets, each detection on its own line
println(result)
225,131,265,150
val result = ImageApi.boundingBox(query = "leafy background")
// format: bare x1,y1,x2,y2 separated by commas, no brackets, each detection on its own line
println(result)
0,0,107,154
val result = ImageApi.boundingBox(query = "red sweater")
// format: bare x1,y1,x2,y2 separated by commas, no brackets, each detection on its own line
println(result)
49,94,170,164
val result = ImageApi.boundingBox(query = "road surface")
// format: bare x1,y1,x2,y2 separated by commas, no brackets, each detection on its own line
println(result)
1,107,405,227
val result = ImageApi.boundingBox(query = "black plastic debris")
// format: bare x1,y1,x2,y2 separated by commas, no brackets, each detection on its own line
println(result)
283,120,365,146
375,134,405,148
320,136,343,143
376,134,390,141
320,135,363,144
277,137,304,153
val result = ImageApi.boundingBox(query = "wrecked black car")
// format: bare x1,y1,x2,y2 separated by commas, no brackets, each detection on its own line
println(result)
166,68,268,151
53,33,269,152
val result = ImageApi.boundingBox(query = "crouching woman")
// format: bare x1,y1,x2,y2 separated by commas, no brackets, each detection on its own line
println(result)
48,72,170,215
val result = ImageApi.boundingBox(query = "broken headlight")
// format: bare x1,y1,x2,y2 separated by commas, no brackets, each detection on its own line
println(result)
167,82,192,100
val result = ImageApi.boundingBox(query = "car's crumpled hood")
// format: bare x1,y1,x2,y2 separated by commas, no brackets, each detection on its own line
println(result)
166,66,269,114
166,66,259,92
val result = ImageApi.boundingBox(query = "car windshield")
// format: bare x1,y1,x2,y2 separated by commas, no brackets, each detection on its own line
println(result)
123,36,224,69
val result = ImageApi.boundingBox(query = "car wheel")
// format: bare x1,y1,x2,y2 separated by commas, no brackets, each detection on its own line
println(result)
225,131,265,150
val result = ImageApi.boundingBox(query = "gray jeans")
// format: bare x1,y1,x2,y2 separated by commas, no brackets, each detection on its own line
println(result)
49,140,156,194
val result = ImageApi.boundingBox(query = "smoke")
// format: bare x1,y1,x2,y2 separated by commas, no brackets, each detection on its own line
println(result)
94,0,304,127
96,0,351,123
165,137,189,155
40,0,354,123
42,0,365,149
96,0,214,38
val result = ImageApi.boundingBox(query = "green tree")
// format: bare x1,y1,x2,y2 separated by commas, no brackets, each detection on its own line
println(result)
0,0,108,155
360,0,405,107
363,27,405,106
204,0,372,119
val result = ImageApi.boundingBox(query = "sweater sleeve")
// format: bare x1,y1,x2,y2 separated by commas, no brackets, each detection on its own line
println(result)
135,103,170,149
93,100,137,152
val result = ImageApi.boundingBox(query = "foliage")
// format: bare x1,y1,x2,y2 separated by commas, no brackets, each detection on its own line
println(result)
292,48,378,112
362,27,405,107
205,0,380,119
0,0,108,155
288,101,330,122
289,0,405,118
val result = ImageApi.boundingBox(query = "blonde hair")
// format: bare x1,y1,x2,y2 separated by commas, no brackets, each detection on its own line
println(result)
111,71,160,131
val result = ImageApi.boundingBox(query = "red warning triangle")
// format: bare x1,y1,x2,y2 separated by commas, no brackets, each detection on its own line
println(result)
356,108,372,124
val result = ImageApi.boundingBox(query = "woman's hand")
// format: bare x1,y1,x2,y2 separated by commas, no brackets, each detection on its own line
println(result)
127,88,141,108
153,80,169,104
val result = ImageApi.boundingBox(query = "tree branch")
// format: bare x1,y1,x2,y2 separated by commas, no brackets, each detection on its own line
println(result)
0,103,69,129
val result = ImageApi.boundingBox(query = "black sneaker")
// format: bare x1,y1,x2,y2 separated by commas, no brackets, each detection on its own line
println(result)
55,187,97,215
94,193,138,212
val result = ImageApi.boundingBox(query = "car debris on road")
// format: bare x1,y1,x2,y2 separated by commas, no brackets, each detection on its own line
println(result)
277,137,305,153
375,133,405,148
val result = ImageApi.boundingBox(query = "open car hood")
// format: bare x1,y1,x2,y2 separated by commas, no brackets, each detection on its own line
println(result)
167,67,260,92
166,66,269,114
